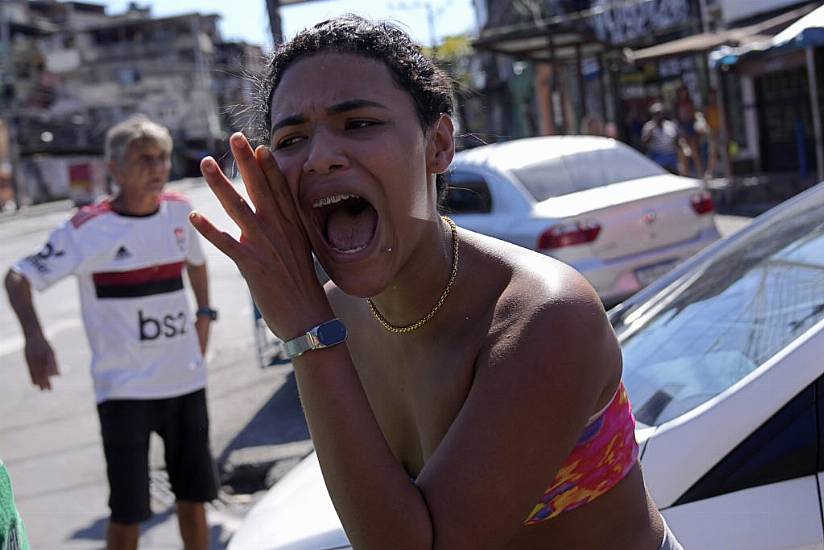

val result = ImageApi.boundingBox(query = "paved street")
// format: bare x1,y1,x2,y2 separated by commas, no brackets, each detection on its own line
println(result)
0,185,753,549
0,179,310,549
713,212,751,238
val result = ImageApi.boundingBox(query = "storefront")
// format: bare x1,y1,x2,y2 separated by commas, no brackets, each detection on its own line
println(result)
472,0,703,141
710,3,824,182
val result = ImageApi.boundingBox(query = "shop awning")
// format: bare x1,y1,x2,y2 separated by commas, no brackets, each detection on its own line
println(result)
629,3,816,64
627,29,766,63
472,8,612,62
710,3,824,67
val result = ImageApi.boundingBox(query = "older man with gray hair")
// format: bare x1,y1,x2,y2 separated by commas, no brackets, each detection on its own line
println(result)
5,115,218,550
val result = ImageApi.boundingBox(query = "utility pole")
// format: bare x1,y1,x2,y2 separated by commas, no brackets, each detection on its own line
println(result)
265,0,283,46
266,0,326,48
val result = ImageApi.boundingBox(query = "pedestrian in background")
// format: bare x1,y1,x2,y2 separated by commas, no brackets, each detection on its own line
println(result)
4,115,219,550
675,85,703,177
642,102,680,173
191,15,681,550
704,88,722,179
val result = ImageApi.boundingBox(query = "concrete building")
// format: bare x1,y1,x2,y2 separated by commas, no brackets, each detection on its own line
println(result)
1,1,264,205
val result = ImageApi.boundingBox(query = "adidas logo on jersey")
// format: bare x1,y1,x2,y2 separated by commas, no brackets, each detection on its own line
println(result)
115,245,132,260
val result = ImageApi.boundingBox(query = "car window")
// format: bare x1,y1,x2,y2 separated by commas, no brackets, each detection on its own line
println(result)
440,170,493,214
511,144,666,201
509,154,576,201
560,149,606,192
615,200,824,426
597,144,667,184
674,383,817,505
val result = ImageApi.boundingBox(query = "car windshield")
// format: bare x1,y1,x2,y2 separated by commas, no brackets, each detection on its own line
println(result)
613,195,824,426
510,143,666,202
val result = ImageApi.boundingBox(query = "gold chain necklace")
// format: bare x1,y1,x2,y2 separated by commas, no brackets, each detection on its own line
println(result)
367,216,459,334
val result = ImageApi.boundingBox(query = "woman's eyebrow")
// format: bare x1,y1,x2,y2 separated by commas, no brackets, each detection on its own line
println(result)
271,99,387,134
327,99,388,114
271,114,308,134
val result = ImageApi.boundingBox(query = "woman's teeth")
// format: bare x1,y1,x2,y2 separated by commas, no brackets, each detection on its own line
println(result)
313,193,360,208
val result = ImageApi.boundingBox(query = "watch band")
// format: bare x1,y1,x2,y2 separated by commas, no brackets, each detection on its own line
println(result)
196,307,218,321
284,319,347,359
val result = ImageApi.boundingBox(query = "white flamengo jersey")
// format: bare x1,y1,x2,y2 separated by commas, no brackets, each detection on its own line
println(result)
12,193,207,403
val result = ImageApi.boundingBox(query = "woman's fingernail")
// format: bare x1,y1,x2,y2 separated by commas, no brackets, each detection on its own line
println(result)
201,158,216,173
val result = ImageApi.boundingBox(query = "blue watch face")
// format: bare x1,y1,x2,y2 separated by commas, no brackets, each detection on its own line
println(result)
317,319,348,346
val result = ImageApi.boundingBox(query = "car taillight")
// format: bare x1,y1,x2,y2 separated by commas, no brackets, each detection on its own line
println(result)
538,220,601,250
691,191,714,215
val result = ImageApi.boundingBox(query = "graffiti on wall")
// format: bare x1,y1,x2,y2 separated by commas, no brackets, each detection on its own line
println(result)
593,0,691,45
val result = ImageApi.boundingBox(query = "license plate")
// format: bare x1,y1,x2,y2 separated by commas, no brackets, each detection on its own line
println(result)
635,259,678,286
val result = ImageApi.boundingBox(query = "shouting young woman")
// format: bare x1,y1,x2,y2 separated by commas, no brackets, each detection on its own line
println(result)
191,16,682,550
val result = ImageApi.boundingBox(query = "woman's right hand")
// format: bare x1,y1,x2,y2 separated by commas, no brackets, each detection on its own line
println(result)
190,132,333,340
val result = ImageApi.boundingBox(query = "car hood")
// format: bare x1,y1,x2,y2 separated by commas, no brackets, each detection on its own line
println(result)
228,452,350,550
230,423,657,549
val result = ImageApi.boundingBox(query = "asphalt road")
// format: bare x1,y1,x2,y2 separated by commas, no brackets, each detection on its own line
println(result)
0,183,752,549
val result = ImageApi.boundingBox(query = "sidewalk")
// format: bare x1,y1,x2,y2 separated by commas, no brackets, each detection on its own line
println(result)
707,172,815,217
0,177,206,225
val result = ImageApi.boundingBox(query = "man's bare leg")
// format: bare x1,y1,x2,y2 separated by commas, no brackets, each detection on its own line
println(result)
177,500,209,550
106,521,139,550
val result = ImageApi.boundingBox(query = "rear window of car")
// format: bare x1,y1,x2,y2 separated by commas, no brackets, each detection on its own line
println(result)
440,171,493,214
511,143,666,201
614,198,824,426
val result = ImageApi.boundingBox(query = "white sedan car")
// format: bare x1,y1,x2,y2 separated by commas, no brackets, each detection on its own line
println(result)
230,183,824,550
444,135,720,305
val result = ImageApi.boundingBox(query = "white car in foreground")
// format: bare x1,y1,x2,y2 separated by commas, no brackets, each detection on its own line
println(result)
444,136,720,305
230,182,824,550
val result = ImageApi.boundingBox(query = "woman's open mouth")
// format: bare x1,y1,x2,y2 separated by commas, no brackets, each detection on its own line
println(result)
312,193,379,255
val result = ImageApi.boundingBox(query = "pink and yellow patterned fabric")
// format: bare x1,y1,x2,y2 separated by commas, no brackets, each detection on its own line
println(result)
524,382,639,525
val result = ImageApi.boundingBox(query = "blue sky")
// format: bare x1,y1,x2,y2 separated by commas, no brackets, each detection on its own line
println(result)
101,0,476,50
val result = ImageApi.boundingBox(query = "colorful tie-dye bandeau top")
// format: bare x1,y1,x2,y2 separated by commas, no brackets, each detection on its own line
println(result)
524,381,639,525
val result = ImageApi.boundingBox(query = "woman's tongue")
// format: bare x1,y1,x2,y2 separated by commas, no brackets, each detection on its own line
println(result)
325,204,377,253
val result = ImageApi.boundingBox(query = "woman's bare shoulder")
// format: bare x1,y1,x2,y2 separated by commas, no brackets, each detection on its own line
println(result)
463,229,604,325
465,229,619,384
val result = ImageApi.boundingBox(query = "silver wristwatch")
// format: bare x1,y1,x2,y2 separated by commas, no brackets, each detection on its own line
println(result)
283,319,348,359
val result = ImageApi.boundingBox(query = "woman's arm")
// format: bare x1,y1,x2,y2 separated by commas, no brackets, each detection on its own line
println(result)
192,133,617,550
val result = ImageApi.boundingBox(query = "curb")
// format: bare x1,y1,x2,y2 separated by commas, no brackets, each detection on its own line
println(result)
0,199,74,224
0,178,206,225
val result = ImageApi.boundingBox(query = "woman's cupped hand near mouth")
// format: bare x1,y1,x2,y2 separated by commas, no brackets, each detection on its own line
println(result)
190,131,334,341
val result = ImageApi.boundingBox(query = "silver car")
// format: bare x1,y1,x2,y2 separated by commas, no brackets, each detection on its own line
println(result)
445,135,720,305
